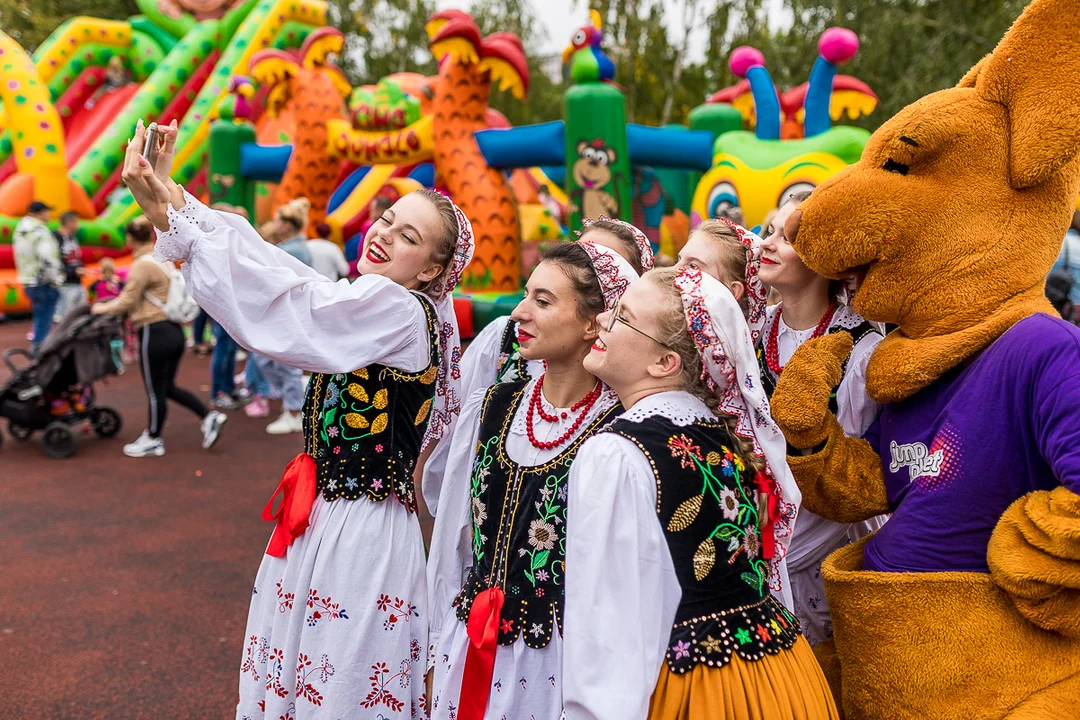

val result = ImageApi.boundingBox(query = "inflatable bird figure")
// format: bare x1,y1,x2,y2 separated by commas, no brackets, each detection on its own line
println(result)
562,10,616,84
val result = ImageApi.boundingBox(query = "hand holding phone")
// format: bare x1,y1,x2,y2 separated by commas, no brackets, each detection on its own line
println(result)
142,122,159,166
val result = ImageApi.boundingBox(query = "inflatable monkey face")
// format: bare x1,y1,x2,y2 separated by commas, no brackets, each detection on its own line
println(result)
573,140,615,190
789,0,1080,337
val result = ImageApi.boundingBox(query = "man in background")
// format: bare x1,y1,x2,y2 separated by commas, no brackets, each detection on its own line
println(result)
54,210,86,321
14,201,62,355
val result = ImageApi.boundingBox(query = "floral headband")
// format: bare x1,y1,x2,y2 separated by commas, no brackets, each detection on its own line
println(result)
715,217,768,344
420,197,476,452
577,239,640,312
580,215,655,272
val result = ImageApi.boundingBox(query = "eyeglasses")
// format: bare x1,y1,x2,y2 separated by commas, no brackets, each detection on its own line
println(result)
605,300,673,349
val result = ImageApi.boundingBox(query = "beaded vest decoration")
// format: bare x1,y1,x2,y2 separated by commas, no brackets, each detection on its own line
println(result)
604,413,802,673
301,293,439,511
453,380,620,648
494,318,530,384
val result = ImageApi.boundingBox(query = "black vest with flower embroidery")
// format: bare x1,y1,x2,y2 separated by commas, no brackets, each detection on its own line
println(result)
604,414,802,673
494,318,531,383
453,380,620,649
301,292,439,512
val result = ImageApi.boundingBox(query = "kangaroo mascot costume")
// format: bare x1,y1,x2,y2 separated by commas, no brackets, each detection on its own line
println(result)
771,1,1080,718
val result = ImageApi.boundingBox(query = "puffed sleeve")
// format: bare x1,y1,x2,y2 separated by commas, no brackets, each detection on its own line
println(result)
563,434,681,720
421,317,511,515
425,387,487,665
835,330,883,438
154,189,430,373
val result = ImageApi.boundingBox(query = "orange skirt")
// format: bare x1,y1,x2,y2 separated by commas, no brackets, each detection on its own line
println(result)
648,636,839,720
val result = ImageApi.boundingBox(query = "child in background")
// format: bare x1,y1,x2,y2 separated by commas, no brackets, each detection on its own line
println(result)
91,258,123,302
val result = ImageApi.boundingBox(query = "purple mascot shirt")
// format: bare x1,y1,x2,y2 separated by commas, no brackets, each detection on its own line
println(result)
861,313,1080,573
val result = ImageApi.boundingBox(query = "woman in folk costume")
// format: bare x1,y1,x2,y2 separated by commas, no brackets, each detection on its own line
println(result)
752,195,885,648
564,266,838,720
426,240,639,720
422,217,653,516
120,120,474,720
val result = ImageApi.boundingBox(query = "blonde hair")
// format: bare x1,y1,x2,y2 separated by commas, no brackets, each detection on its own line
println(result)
275,197,310,233
100,257,115,274
646,267,763,470
692,220,750,317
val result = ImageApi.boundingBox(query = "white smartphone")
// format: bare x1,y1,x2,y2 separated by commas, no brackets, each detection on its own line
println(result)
142,122,159,164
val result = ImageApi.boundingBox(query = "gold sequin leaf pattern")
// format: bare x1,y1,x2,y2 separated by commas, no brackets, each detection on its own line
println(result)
415,398,432,425
420,366,438,385
345,413,369,429
706,451,722,465
693,537,716,581
667,494,703,532
373,389,388,409
371,412,389,434
348,383,368,402
356,368,368,379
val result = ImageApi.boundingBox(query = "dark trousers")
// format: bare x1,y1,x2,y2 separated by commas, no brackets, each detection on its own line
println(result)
139,321,208,438
192,308,211,345
210,321,238,396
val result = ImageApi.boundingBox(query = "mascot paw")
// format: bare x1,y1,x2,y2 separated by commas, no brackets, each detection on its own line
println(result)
988,487,1080,637
772,332,853,449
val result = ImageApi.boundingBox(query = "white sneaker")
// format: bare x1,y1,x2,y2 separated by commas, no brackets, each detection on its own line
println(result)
201,410,227,449
266,410,303,435
124,431,165,458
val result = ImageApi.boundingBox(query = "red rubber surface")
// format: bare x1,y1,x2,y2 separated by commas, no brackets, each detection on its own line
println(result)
0,320,300,719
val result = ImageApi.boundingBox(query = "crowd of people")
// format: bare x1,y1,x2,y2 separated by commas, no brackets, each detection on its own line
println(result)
9,111,1078,719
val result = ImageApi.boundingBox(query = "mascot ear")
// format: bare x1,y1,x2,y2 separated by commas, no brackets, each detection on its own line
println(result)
576,140,587,155
975,0,1080,189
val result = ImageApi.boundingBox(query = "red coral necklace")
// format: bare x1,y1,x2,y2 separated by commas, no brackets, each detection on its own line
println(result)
526,374,602,450
765,301,837,376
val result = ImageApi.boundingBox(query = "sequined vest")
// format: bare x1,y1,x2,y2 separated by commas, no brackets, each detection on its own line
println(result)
494,318,531,383
453,380,621,648
301,292,439,512
757,317,879,413
603,414,801,673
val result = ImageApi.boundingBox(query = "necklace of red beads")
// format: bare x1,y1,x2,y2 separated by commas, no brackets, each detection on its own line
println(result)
765,301,838,376
526,374,603,450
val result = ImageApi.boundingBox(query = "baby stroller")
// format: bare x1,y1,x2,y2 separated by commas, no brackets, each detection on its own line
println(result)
1,307,126,457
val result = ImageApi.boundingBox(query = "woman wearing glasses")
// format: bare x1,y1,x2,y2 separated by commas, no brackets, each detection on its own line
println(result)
426,240,638,720
563,266,837,720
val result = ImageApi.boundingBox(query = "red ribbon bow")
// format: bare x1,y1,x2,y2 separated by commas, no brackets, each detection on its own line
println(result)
754,470,780,560
261,452,318,557
457,587,505,720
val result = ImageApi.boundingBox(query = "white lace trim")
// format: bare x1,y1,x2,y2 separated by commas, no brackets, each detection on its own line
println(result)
509,378,621,437
153,188,222,263
617,390,714,427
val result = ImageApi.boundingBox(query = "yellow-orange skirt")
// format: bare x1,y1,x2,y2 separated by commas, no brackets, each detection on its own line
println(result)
648,636,839,720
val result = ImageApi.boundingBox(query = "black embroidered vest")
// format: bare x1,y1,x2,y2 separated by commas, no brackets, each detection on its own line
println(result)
604,413,801,673
758,317,880,413
301,292,439,512
494,318,531,383
453,380,621,648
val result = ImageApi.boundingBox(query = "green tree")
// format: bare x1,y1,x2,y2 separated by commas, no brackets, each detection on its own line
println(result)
0,0,139,51
327,0,436,85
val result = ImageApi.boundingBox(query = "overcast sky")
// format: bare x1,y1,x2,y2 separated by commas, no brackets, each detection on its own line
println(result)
433,0,791,62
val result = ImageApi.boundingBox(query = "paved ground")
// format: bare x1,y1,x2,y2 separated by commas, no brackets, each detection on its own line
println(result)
0,319,303,719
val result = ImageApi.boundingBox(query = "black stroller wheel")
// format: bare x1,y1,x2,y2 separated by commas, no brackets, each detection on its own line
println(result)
42,422,76,458
8,422,32,441
90,408,122,438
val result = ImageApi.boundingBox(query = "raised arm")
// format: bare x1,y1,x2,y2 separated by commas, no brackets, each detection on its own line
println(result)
563,435,681,720
120,120,429,374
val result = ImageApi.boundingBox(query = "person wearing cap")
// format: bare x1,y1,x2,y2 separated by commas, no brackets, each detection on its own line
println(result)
14,200,63,355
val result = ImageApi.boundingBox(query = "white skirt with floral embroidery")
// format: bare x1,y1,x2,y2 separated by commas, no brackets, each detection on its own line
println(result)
430,606,562,720
236,495,428,720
